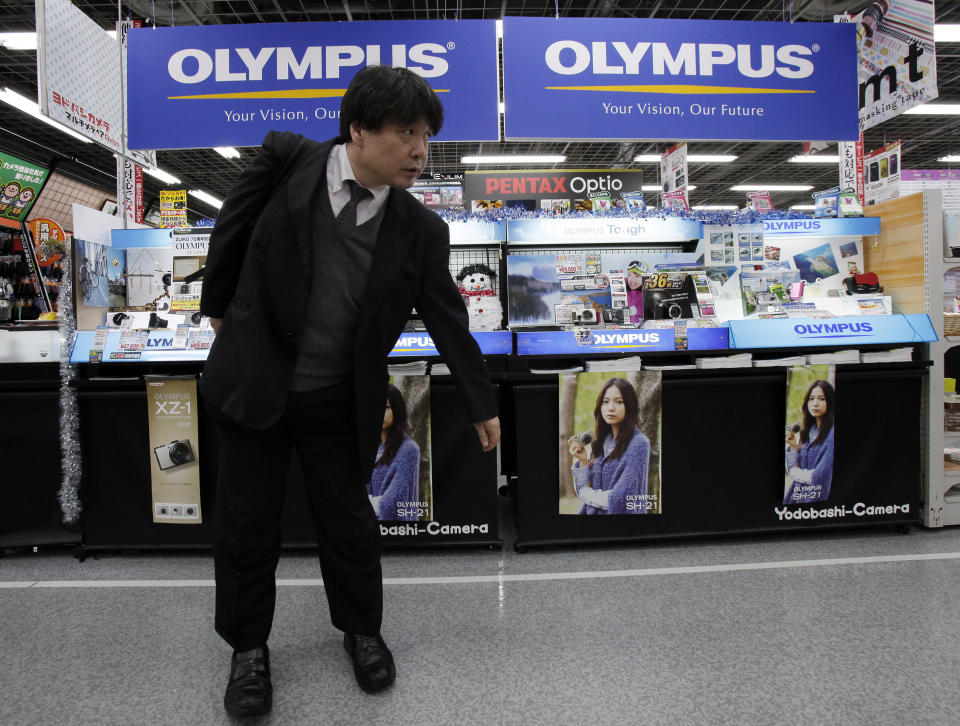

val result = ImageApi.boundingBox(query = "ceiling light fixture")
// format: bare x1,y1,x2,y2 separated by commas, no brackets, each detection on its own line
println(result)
461,155,566,164
730,184,813,191
789,155,840,164
0,87,93,143
633,154,737,163
903,104,960,115
188,189,223,209
0,33,37,50
213,146,241,159
938,156,960,163
935,24,960,42
143,166,182,185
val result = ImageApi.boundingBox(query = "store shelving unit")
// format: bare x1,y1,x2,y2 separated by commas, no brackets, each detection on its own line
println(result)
863,190,957,527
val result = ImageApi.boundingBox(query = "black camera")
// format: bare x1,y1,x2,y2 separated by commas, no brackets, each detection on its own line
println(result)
602,306,625,324
154,439,196,470
650,291,693,320
570,431,593,447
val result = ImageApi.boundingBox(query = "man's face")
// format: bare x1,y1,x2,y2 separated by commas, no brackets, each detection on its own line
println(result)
350,119,431,189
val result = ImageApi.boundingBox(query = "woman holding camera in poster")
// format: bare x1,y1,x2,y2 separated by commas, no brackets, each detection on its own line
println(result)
367,384,420,521
567,377,650,515
784,379,836,505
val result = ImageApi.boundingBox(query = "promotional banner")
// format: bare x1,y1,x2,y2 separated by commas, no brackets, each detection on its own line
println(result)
559,371,662,516
838,135,865,205
118,19,157,169
506,251,700,327
75,238,126,309
117,156,144,226
411,174,463,210
159,190,188,228
30,218,65,266
783,365,835,506
0,152,49,221
848,0,938,132
863,140,901,207
126,20,499,148
36,0,123,152
463,169,644,212
659,142,688,209
145,377,202,524
366,375,433,522
502,17,858,141
507,216,701,244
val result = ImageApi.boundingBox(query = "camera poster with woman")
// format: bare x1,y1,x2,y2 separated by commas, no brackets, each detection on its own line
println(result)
366,375,433,522
559,371,662,516
783,365,836,506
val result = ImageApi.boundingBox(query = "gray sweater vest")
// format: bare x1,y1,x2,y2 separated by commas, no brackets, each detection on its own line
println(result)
290,180,386,391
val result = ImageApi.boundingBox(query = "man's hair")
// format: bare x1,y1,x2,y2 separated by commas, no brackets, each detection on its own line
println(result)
338,65,444,142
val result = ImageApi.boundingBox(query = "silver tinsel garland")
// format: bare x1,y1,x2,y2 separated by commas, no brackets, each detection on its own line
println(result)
57,248,82,523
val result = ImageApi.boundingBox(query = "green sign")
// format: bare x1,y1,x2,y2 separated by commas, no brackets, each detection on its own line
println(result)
0,151,49,221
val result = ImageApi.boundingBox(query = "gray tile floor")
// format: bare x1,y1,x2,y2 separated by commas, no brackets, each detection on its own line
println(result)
3,510,960,726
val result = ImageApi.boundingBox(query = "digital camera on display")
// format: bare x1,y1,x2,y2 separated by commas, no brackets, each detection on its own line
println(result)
570,431,594,447
650,291,693,320
753,292,779,306
602,306,625,324
571,306,599,325
154,439,196,470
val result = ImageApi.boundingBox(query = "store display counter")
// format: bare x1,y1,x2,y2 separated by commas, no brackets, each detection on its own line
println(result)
68,330,507,555
509,356,926,551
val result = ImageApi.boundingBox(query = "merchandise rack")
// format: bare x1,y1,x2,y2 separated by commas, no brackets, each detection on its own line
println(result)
860,191,953,527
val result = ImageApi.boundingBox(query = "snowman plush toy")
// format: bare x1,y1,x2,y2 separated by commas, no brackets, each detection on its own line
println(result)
456,263,503,331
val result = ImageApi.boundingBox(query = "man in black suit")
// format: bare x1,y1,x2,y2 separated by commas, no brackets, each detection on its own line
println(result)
199,65,500,718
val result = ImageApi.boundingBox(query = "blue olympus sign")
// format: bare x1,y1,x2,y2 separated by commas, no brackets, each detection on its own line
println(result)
502,17,858,142
72,330,511,362
516,327,728,355
729,314,937,349
762,217,880,237
389,331,512,357
126,20,499,149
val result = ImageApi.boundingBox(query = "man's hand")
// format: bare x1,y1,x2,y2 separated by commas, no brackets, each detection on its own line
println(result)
473,416,501,453
209,317,223,334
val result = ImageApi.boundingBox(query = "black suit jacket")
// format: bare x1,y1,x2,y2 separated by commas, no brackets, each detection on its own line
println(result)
200,131,497,484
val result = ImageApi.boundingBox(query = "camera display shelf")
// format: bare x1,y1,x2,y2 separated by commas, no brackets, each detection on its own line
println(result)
515,326,728,355
69,328,514,363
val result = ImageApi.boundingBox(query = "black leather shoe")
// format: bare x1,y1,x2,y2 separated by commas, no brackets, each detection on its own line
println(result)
343,633,396,693
224,644,272,718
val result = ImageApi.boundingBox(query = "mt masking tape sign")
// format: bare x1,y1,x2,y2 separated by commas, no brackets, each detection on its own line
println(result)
502,17,858,142
126,20,499,149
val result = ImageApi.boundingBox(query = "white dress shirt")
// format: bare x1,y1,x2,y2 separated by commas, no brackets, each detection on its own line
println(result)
326,143,390,226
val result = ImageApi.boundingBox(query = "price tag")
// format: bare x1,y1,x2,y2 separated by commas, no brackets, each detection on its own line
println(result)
89,325,109,363
187,327,216,350
110,329,147,359
172,324,190,349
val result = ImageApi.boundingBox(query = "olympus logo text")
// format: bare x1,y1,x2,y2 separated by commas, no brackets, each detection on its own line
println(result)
167,44,450,84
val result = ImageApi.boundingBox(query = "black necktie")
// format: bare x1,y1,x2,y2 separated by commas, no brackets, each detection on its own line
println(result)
337,179,373,234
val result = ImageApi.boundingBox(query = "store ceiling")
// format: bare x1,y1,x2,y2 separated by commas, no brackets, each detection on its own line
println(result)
1,0,959,217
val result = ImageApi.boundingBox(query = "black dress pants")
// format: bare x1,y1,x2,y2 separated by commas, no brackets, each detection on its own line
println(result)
211,382,382,652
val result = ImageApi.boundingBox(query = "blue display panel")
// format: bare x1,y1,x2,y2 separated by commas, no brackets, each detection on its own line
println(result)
71,330,513,362
127,20,499,148
502,17,858,141
516,326,728,355
728,314,937,349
